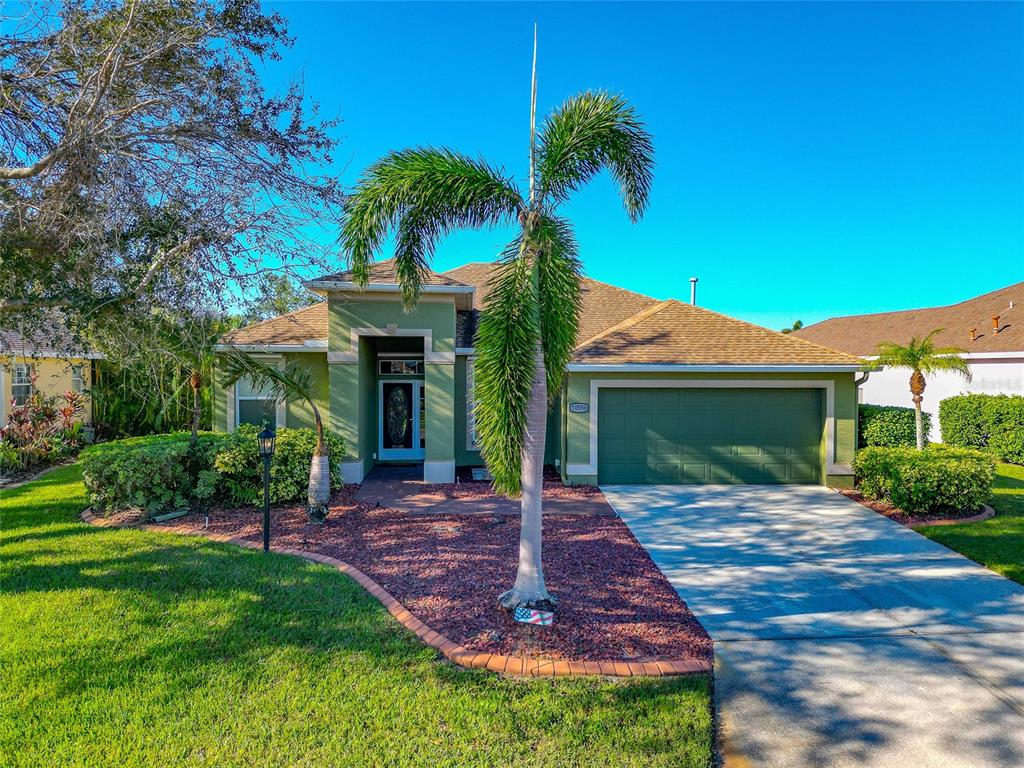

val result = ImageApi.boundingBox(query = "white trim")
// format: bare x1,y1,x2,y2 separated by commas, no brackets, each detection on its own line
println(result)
567,363,863,373
567,379,850,479
423,460,456,483
233,356,286,429
307,281,474,295
465,355,479,452
862,351,1024,362
378,379,425,460
342,461,365,484
455,347,475,356
328,327,455,364
216,341,327,352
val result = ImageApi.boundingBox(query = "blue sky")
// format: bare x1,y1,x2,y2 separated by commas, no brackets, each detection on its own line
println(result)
265,1,1023,329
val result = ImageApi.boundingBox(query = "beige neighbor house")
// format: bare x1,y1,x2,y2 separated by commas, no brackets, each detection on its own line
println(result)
0,326,98,425
216,260,864,488
794,282,1023,441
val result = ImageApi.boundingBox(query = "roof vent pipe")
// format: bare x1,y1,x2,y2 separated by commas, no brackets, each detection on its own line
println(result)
993,315,1000,334
970,328,977,342
689,277,698,306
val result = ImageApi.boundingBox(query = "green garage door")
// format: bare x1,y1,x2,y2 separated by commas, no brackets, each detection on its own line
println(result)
598,388,822,484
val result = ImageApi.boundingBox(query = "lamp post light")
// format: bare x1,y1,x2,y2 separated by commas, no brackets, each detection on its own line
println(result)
257,426,276,552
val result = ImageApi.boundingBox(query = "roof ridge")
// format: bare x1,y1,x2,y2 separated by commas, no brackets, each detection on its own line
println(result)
574,300,674,351
666,299,863,363
579,274,658,302
801,280,1024,330
226,302,326,337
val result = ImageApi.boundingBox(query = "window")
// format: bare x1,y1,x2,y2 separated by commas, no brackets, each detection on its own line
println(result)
378,358,424,376
11,364,33,406
235,375,277,428
466,357,479,449
71,364,85,394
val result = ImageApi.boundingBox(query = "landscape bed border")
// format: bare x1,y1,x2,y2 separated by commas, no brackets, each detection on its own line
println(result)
80,508,712,679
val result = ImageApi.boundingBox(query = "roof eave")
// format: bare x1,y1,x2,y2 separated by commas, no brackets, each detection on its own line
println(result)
566,363,864,373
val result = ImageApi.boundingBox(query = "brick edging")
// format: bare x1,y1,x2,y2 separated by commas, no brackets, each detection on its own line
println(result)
911,503,996,527
80,509,711,679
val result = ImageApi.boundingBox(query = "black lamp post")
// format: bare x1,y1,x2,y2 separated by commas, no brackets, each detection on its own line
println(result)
257,426,276,552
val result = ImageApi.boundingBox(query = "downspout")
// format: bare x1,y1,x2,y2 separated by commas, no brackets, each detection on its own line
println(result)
854,369,871,448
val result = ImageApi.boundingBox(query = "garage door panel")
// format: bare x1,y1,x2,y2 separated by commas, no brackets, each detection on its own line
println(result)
597,387,822,485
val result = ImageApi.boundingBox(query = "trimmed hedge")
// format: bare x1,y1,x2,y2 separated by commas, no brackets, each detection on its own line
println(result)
858,404,931,448
939,394,1024,464
81,426,345,515
854,445,995,515
214,424,345,506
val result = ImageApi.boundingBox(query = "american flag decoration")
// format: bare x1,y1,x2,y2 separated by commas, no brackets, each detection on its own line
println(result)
513,607,554,626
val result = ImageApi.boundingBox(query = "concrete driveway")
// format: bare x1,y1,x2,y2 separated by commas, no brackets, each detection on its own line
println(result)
602,485,1024,768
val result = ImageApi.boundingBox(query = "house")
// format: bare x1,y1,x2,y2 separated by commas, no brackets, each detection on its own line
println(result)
0,326,97,425
215,261,863,487
793,282,1023,440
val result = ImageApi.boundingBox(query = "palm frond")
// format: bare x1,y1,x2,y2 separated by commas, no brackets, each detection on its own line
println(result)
874,329,971,381
534,215,583,397
339,148,525,308
472,242,540,495
217,350,314,405
536,91,654,221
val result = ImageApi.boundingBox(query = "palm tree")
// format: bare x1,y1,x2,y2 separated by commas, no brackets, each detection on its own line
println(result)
218,352,331,520
874,330,972,450
339,29,654,610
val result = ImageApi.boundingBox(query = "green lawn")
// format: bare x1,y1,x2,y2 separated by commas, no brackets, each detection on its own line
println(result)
0,465,712,768
917,463,1024,585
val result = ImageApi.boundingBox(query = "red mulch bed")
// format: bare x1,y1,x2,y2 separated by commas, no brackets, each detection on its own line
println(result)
838,489,985,526
428,480,603,501
170,486,712,665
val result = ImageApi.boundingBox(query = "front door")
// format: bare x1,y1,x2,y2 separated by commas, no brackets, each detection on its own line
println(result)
379,381,425,460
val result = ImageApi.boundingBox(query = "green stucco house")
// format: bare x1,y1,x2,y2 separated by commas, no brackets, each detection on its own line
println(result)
216,260,863,488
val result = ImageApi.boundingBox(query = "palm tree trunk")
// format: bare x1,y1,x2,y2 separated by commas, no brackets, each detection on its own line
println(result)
307,404,330,521
910,369,926,450
499,338,555,609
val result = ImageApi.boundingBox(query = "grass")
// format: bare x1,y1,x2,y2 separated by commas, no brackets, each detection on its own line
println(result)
0,465,712,768
917,463,1024,585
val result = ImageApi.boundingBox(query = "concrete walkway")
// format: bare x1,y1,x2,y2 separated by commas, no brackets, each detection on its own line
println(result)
603,485,1024,768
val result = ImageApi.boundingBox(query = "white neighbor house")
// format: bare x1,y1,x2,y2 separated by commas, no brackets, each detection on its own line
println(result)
794,282,1023,441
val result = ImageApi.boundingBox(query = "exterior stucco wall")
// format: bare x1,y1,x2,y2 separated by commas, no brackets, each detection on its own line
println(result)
563,370,857,487
860,357,1024,441
0,357,93,425
454,355,481,466
327,294,457,482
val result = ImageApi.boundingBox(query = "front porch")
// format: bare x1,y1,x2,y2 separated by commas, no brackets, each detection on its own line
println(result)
330,331,460,484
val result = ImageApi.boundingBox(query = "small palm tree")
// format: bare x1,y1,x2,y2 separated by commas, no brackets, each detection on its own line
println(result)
218,352,331,520
340,30,654,610
874,330,971,450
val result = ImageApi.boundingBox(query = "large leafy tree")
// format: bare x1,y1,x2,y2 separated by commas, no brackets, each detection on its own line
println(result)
874,330,972,450
1,0,342,344
340,33,654,609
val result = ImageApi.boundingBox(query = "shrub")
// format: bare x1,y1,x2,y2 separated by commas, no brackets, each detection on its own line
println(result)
81,426,346,515
854,445,995,514
81,432,229,514
0,388,87,473
213,424,345,505
939,394,1024,464
858,404,930,448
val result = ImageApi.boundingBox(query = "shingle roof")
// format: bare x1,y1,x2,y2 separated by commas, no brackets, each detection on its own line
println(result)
225,260,862,367
315,258,469,287
0,317,96,359
222,303,328,346
793,282,1024,356
573,300,863,366
443,262,659,342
